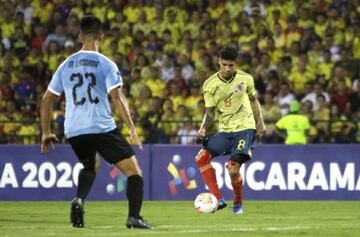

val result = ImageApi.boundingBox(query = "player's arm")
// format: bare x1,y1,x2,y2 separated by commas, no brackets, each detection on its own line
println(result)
249,95,266,139
109,86,143,149
40,90,59,154
198,107,216,139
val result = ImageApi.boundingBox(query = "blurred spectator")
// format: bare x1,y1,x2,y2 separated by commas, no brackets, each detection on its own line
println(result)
329,104,356,143
277,56,292,81
44,40,63,72
318,50,334,81
118,107,145,143
185,83,202,116
224,0,244,19
313,94,330,142
0,72,14,102
32,0,54,24
238,23,256,53
255,53,278,83
176,118,197,144
265,70,281,97
176,53,194,81
301,100,314,120
314,0,329,15
42,24,67,52
146,30,161,53
273,23,286,50
159,99,177,141
0,101,22,142
355,110,360,143
301,81,330,111
0,124,8,144
323,33,340,62
276,82,296,115
66,14,80,39
169,83,186,110
1,9,16,39
129,67,145,99
332,79,350,114
31,59,51,87
145,65,166,98
14,69,35,102
288,60,315,97
134,53,151,79
347,82,360,114
166,64,188,96
123,0,140,25
113,52,130,78
31,24,46,51
261,92,282,143
284,15,302,49
135,86,153,118
0,29,11,50
11,27,30,60
142,96,167,144
328,0,347,18
16,113,39,144
160,55,175,82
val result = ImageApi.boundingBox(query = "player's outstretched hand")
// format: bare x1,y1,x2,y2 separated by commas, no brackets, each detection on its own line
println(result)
197,128,206,140
256,122,267,140
41,133,59,155
130,128,143,150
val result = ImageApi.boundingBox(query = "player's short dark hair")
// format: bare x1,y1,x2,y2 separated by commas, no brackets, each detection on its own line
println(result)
80,15,102,35
218,47,238,60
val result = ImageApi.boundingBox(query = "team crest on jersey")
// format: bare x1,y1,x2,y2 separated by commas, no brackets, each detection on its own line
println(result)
235,82,245,92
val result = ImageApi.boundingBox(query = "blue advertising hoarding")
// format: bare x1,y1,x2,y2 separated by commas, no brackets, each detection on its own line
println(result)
0,145,151,201
0,144,359,201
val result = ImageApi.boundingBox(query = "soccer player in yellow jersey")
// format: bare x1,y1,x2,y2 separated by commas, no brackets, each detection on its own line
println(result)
195,47,266,214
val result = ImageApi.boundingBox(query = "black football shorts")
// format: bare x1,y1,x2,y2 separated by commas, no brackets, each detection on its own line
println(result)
68,128,135,165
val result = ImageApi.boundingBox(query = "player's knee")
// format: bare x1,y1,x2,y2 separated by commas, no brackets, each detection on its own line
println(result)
116,156,142,177
226,160,240,178
195,149,212,167
230,154,250,165
95,154,101,173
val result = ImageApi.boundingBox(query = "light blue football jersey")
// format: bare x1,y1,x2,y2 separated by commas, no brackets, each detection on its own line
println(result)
48,50,122,138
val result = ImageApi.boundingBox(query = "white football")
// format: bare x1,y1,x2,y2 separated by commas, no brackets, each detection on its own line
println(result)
194,193,218,213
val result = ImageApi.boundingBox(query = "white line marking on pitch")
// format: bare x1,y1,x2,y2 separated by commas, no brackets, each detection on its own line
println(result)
2,225,310,236
84,226,310,236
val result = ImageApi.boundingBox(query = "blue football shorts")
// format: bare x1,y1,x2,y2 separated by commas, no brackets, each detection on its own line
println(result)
203,129,256,161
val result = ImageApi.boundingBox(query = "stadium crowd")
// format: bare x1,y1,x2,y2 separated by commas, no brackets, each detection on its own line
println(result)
0,0,359,145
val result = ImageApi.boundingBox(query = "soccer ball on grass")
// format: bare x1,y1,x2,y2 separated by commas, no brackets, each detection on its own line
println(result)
194,192,218,213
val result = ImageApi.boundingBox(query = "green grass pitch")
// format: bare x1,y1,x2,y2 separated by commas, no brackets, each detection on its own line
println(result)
0,201,359,237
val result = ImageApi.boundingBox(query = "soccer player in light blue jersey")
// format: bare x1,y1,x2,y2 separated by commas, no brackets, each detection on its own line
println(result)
40,15,152,229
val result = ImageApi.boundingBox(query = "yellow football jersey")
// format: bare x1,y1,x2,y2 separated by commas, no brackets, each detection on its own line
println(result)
203,70,256,132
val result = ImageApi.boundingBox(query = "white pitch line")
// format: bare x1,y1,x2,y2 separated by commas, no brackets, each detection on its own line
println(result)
83,226,310,236
2,225,310,237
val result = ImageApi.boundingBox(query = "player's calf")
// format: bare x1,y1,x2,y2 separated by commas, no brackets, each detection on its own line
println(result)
227,160,244,207
195,149,223,200
71,198,84,228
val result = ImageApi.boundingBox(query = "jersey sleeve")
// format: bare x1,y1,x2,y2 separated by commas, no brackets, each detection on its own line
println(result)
47,66,64,96
203,83,216,108
246,75,256,98
105,61,123,93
